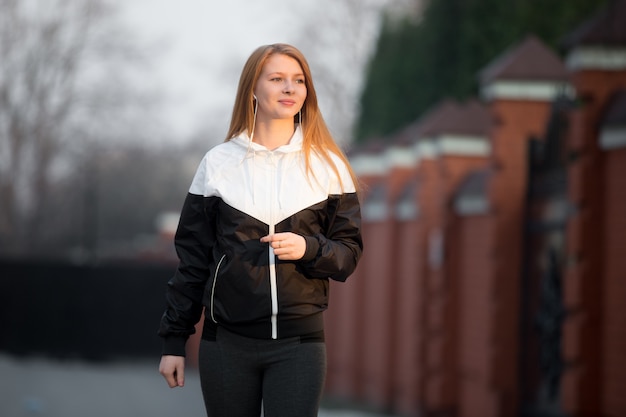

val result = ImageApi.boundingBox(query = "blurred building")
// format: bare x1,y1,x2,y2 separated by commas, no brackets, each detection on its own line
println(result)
323,2,626,416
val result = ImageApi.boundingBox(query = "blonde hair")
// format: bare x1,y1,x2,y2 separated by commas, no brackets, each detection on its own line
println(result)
225,43,359,194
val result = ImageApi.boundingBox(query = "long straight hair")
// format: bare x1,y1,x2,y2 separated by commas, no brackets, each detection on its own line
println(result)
225,43,359,194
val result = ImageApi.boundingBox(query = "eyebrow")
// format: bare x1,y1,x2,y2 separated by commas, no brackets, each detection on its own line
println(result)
266,71,305,77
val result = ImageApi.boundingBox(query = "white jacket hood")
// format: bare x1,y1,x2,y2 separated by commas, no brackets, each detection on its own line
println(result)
189,124,354,226
229,125,304,155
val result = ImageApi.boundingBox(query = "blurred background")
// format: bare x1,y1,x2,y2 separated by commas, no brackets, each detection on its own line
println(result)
1,0,624,416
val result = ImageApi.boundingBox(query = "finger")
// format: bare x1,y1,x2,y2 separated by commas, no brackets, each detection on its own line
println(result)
161,368,178,388
175,365,185,387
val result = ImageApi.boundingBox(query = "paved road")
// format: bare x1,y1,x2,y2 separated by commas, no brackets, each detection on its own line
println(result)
0,354,390,417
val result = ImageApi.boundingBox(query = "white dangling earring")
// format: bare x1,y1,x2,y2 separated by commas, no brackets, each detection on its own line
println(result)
250,95,258,143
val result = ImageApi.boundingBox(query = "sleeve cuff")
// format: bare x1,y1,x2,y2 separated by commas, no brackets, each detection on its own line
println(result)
161,336,188,357
301,235,320,262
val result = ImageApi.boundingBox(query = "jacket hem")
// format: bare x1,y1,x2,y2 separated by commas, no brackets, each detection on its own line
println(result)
202,312,324,341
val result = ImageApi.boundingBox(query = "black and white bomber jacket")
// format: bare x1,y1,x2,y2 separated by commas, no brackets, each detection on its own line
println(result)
159,126,363,356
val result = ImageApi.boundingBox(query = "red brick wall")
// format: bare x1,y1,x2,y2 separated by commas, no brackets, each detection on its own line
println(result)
453,214,497,417
562,70,626,415
426,155,490,415
358,218,396,408
325,68,626,417
390,217,425,416
325,262,364,399
419,157,453,413
601,148,626,416
487,99,554,415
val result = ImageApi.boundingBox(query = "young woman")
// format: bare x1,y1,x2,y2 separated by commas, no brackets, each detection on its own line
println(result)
158,43,363,417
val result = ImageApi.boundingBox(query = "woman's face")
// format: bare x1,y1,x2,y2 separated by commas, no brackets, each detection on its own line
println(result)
254,53,307,123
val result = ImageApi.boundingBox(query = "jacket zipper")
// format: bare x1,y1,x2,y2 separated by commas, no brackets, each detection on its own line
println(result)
210,254,226,324
268,152,279,339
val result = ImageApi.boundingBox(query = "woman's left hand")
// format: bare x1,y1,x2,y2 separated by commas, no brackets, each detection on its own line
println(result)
260,232,306,260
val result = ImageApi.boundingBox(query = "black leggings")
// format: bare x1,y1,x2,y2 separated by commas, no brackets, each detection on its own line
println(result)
198,327,326,417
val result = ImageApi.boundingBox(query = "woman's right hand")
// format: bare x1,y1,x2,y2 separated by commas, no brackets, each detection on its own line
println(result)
159,355,186,388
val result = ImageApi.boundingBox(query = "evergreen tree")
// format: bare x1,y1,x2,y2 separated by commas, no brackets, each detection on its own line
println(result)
355,0,607,142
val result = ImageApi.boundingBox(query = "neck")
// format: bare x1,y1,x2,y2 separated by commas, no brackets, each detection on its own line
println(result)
252,119,295,150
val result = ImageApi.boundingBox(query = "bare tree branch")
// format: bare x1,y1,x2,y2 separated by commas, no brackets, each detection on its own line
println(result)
0,0,162,256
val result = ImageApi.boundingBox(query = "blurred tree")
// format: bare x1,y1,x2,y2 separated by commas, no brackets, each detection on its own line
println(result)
293,0,416,145
0,0,164,258
355,0,607,141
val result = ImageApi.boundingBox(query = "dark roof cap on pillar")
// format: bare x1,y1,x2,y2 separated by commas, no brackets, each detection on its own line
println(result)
453,99,492,136
479,34,569,84
392,100,460,146
562,0,626,49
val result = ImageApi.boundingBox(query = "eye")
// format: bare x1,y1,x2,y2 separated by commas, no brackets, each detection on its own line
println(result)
295,78,305,84
270,77,282,82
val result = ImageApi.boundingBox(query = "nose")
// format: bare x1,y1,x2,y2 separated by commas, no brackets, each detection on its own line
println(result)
283,80,294,94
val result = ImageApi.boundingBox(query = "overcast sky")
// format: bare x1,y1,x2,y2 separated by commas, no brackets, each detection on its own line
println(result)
119,0,401,144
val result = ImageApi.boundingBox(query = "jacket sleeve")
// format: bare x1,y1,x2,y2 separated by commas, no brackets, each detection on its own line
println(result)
300,191,363,282
158,190,216,356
